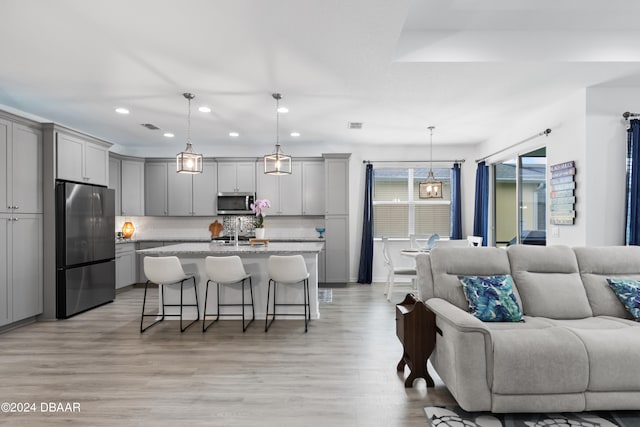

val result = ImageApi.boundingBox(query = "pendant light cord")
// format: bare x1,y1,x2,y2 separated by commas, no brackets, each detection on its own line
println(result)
275,96,280,151
428,126,435,174
187,95,192,147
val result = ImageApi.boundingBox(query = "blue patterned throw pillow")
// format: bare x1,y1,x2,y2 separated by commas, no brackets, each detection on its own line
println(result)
606,278,640,320
458,275,523,322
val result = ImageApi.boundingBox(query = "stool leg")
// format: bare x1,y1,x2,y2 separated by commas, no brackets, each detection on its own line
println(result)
179,278,199,332
193,276,200,321
141,281,164,333
240,278,255,332
303,279,308,333
203,280,212,332
265,279,273,332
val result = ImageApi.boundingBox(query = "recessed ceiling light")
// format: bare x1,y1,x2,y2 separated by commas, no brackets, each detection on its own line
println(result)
229,132,239,137
115,107,130,115
163,132,175,138
198,106,211,113
290,132,300,137
277,106,289,113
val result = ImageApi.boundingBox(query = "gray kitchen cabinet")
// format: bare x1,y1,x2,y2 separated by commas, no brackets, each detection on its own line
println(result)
0,214,43,326
322,154,350,284
256,162,302,215
145,162,169,216
121,160,145,216
302,161,324,215
218,161,255,193
324,215,349,283
0,117,43,215
147,160,216,217
169,160,217,216
192,162,217,215
57,131,109,186
168,167,192,216
324,155,349,215
115,243,136,289
108,157,121,215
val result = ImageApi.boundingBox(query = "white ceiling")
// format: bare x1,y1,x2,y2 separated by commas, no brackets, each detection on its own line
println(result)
2,0,640,156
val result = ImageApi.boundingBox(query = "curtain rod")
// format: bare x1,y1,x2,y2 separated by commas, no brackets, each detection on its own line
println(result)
362,159,465,164
475,128,551,163
623,112,640,119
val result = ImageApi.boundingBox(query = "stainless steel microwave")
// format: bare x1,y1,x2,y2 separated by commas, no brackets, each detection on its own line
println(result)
216,192,255,215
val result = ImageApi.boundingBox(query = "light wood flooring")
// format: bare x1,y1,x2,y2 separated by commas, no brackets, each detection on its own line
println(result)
0,283,455,426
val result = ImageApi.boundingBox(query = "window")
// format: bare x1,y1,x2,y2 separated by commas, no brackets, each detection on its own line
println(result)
373,167,451,238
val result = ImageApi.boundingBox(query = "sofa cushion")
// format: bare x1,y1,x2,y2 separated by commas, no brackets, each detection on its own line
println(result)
430,247,515,311
567,326,640,391
574,246,640,318
459,275,522,322
606,278,640,320
545,317,631,329
507,245,592,319
490,326,589,395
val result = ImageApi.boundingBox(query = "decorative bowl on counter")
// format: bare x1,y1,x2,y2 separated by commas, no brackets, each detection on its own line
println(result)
315,227,325,238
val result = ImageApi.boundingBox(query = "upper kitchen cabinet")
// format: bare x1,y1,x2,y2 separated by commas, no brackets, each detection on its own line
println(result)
108,156,121,215
109,154,146,216
55,128,110,186
192,161,217,216
145,161,168,216
256,162,302,215
121,159,144,216
148,159,217,216
0,116,43,214
323,154,350,215
218,161,256,193
302,161,324,215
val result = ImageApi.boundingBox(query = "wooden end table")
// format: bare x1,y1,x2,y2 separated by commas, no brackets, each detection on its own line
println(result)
395,293,435,388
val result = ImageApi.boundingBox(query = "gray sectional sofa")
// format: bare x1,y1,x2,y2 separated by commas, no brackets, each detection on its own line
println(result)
415,245,640,413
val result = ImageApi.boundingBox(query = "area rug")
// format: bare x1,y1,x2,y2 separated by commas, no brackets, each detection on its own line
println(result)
424,406,640,427
318,288,332,303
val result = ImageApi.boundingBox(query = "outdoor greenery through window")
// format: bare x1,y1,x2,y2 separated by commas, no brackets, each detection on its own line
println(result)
373,167,451,238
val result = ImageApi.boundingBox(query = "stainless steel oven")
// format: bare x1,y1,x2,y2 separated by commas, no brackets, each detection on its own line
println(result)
216,192,255,215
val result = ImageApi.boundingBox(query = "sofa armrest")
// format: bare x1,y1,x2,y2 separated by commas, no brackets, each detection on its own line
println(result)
425,298,490,336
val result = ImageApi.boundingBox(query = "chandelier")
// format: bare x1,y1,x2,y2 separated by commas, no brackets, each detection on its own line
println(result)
176,92,203,174
263,93,292,175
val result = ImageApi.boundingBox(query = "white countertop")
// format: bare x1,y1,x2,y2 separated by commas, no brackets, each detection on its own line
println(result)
118,237,325,244
136,241,324,256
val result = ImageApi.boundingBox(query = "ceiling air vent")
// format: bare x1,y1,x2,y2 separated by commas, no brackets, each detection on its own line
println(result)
348,122,363,130
140,123,160,130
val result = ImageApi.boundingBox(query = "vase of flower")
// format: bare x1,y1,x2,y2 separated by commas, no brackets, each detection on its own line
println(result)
251,199,271,239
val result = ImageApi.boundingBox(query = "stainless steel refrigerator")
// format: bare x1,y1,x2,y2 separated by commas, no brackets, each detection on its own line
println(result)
56,181,116,319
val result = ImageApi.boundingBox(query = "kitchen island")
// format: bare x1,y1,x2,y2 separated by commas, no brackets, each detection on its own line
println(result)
137,241,325,321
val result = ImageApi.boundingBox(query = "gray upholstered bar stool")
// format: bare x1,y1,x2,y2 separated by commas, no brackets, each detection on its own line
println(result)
140,256,199,333
265,255,311,333
202,256,255,332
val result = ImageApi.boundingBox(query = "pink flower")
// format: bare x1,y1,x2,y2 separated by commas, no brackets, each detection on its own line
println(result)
251,199,271,228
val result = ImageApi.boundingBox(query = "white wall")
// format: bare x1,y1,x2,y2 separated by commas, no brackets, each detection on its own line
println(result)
584,87,639,246
477,90,589,246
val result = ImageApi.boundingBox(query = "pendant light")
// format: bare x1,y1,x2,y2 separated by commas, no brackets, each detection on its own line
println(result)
176,92,203,174
420,126,443,199
263,93,292,175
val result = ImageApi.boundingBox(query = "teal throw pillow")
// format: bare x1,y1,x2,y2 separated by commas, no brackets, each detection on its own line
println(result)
458,275,523,322
606,278,640,320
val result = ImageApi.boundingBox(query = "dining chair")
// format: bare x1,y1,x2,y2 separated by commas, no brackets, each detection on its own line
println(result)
382,237,418,301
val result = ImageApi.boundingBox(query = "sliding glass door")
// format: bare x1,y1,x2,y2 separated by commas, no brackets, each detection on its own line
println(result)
493,148,546,246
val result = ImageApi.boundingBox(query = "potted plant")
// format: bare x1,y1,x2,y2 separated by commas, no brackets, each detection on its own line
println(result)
251,199,271,239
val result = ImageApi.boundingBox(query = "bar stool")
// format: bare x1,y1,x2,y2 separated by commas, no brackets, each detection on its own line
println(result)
202,256,255,332
140,256,199,333
265,255,311,333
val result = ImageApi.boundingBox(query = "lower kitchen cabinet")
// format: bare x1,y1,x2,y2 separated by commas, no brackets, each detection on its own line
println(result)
324,215,349,283
115,243,137,289
0,214,43,327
